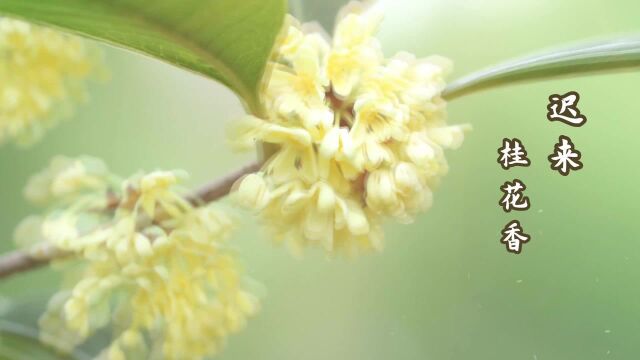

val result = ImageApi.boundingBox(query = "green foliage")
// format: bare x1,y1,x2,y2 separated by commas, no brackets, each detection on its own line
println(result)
4,0,638,111
0,0,287,114
444,37,640,100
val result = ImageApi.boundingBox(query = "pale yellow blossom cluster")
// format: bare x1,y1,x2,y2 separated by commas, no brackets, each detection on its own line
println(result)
231,2,468,256
0,19,101,146
15,156,257,360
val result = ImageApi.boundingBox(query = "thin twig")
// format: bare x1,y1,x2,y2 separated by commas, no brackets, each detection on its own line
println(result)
0,161,262,280
0,245,68,280
189,161,262,204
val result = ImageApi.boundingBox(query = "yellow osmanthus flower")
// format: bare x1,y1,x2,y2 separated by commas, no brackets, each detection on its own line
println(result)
231,2,469,256
0,18,102,146
15,157,258,360
23,155,112,205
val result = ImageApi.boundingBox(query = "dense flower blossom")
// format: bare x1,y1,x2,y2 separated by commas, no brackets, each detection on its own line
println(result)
0,19,102,146
15,156,257,360
231,2,469,256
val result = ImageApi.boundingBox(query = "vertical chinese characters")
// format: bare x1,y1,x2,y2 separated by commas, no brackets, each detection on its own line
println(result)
497,137,531,254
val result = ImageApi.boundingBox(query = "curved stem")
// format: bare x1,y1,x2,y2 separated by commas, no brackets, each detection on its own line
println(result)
0,160,262,280
442,36,640,101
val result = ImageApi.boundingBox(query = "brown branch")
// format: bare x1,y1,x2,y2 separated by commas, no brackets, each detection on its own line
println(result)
0,161,262,280
0,245,69,279
189,161,262,204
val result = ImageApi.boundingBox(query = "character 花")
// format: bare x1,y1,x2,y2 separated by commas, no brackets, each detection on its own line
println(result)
499,179,530,212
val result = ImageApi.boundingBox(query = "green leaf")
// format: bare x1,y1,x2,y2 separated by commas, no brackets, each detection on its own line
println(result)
443,37,640,100
0,0,287,114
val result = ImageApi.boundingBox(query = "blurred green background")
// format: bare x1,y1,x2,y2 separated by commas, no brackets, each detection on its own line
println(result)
2,0,640,359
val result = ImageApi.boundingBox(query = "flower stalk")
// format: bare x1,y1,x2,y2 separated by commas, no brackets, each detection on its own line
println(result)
0,161,262,280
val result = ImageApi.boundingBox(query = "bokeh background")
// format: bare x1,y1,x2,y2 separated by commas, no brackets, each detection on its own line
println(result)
2,0,640,359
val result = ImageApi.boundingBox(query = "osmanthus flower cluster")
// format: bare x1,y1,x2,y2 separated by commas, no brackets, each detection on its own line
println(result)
14,156,258,360
231,3,469,256
0,19,102,146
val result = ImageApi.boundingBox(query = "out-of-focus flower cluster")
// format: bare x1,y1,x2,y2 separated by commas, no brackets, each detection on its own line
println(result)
0,19,103,146
231,2,469,256
15,156,257,360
